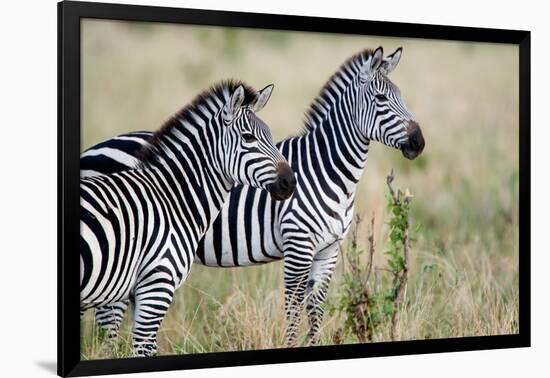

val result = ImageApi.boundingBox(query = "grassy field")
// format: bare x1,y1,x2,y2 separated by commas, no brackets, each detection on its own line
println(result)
80,20,519,358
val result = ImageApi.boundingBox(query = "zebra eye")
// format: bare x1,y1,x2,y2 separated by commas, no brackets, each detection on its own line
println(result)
375,94,388,102
242,133,257,143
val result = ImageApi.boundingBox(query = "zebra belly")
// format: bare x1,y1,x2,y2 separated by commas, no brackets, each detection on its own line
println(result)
80,175,155,310
80,219,140,310
196,186,284,267
80,234,137,310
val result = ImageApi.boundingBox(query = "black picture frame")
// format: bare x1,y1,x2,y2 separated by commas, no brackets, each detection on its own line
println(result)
58,1,531,376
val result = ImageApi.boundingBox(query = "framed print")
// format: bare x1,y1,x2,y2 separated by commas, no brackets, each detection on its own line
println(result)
58,0,530,376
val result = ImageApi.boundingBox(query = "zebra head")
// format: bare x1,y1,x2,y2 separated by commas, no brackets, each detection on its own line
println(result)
221,84,296,200
357,47,425,159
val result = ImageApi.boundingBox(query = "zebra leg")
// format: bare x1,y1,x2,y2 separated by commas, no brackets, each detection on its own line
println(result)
131,267,176,357
305,243,339,345
95,300,130,339
283,239,314,347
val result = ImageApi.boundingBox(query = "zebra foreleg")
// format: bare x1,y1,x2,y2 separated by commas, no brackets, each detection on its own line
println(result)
283,241,314,347
95,300,130,340
305,244,339,345
131,268,176,357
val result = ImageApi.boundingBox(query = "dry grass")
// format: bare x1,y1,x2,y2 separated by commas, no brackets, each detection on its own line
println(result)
80,20,519,358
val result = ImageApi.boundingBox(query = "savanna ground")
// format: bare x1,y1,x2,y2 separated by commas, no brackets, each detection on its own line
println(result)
80,20,519,358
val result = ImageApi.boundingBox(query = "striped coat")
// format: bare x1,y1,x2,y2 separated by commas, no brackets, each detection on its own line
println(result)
83,47,424,347
80,81,295,356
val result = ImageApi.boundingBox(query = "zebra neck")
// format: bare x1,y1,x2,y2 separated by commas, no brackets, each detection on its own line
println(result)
143,125,234,230
300,89,370,198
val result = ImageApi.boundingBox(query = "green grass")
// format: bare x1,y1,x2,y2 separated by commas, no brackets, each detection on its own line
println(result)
80,19,519,359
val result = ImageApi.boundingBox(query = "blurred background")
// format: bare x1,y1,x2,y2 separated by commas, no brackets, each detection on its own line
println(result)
80,19,519,358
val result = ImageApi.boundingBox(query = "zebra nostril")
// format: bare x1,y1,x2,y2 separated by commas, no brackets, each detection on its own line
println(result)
280,178,290,190
290,175,297,190
280,176,295,192
401,121,425,160
269,171,296,200
282,173,296,193
276,162,296,193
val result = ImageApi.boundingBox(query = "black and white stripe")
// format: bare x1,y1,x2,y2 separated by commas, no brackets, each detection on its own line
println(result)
83,47,425,347
80,132,151,177
80,81,295,356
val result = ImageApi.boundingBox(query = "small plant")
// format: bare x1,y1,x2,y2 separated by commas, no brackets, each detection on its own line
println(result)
329,169,414,343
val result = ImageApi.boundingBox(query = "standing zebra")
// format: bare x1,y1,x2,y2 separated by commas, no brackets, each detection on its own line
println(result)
82,47,425,347
80,81,296,356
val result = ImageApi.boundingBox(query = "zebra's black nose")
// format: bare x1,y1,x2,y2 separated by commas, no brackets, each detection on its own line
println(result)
279,171,296,193
269,162,296,201
401,121,425,160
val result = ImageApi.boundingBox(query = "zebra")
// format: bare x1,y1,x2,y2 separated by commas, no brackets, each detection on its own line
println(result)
80,80,296,357
81,47,425,347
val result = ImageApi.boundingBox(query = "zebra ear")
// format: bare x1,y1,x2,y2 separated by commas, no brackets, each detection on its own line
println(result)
360,46,384,80
250,84,274,113
227,85,246,118
380,47,403,75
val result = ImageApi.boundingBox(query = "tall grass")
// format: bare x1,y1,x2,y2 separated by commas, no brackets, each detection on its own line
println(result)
80,20,519,359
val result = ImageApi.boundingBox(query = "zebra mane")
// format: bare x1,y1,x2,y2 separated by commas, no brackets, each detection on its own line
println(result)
137,80,258,163
301,49,375,134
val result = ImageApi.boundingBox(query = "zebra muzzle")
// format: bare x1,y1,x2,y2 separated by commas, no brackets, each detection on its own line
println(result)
268,162,296,201
401,121,425,160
